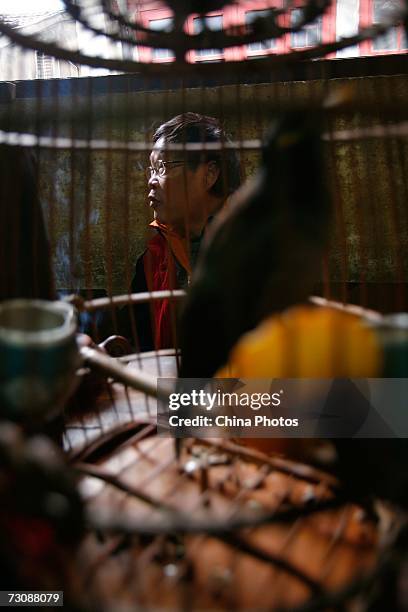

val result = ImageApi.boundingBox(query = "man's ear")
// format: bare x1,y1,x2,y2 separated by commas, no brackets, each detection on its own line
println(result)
205,161,220,191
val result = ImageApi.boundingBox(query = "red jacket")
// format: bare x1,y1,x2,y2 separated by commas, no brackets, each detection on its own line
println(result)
143,221,191,350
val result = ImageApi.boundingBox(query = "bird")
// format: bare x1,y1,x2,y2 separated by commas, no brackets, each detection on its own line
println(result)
178,113,408,511
178,112,331,379
215,304,408,508
213,304,383,459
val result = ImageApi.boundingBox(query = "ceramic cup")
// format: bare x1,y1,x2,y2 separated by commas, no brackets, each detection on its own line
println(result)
0,299,80,423
371,313,408,377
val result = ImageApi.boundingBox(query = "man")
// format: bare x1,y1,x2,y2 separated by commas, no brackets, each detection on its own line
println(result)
118,112,241,351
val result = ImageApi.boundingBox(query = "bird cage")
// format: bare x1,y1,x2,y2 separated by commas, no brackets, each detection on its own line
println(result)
0,0,408,610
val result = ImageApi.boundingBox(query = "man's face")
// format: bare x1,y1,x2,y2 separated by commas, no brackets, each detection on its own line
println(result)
147,137,212,234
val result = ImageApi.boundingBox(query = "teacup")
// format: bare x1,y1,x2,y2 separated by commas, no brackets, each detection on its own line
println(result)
0,299,80,424
371,313,408,377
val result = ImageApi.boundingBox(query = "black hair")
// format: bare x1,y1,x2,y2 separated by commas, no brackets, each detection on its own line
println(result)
152,112,241,198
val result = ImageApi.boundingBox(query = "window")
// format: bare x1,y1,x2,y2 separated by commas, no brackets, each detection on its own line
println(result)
291,9,322,48
360,0,407,55
373,0,400,50
149,17,174,60
36,52,55,79
193,15,223,58
245,10,276,53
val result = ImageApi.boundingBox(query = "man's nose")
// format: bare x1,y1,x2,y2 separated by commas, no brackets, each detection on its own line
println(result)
148,172,159,188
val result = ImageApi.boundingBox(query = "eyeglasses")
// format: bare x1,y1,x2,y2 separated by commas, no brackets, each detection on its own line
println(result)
145,160,186,179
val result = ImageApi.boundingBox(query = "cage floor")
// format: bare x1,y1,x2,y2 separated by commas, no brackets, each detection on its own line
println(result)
73,433,381,611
